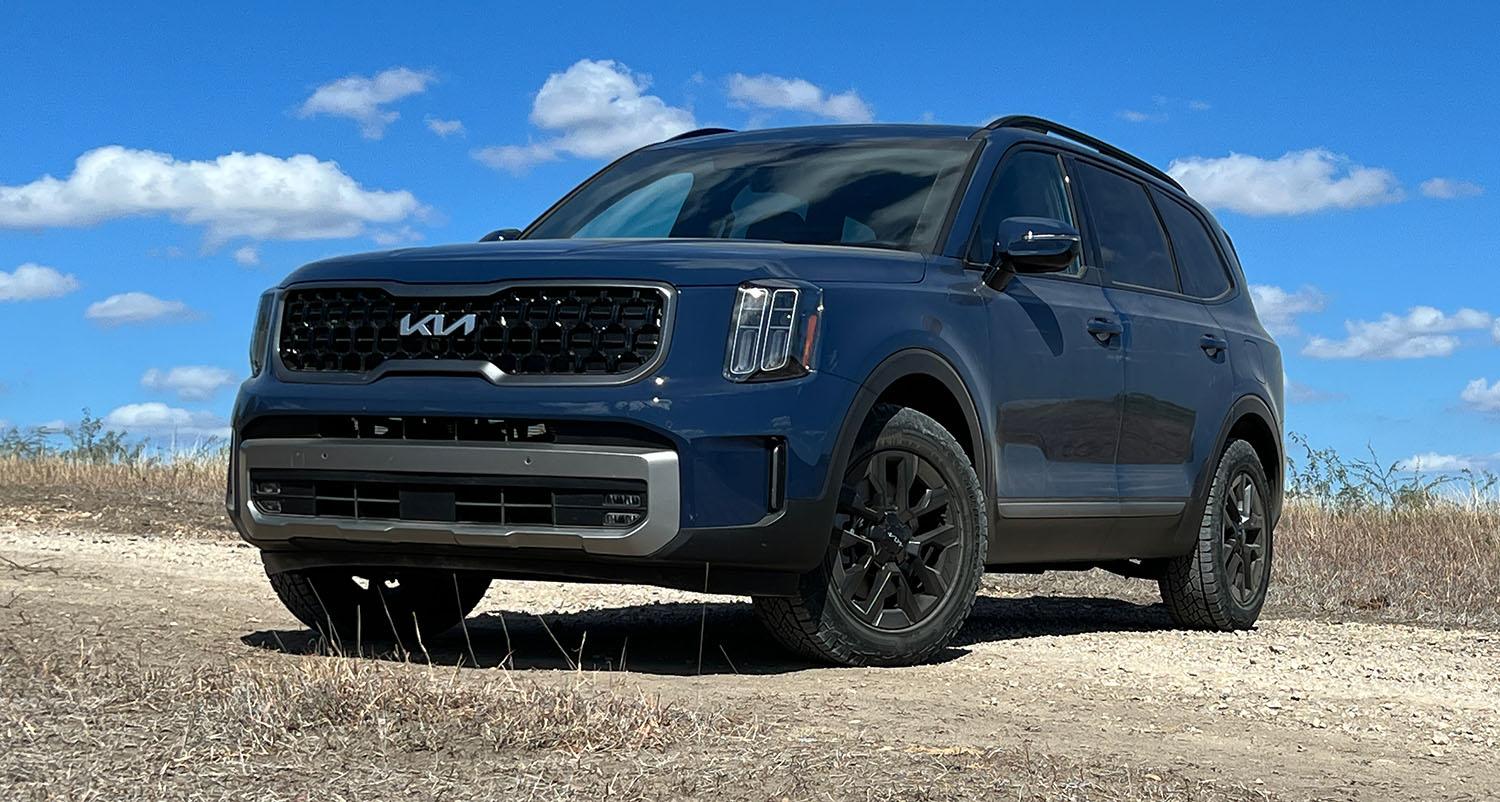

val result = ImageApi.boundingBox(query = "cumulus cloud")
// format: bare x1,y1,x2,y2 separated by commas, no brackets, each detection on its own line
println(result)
85,292,194,326
1461,378,1500,414
727,73,873,123
1168,149,1402,215
232,246,259,266
1395,452,1482,473
298,67,436,139
0,263,80,301
1303,306,1493,360
473,59,696,173
1419,178,1483,199
0,146,422,245
103,402,228,440
1249,284,1326,337
424,116,465,137
141,366,238,401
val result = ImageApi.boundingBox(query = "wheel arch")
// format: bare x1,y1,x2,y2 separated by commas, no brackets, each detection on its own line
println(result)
827,348,990,500
1206,394,1284,522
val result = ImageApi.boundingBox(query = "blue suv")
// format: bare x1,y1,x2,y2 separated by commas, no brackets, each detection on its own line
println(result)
230,116,1282,666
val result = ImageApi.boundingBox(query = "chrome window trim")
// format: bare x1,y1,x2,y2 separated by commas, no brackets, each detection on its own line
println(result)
270,279,676,387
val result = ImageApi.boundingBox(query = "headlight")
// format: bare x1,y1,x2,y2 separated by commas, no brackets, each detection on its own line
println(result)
248,290,276,376
724,281,822,382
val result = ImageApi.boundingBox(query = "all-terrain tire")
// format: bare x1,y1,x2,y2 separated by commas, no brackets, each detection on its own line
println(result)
1159,439,1273,630
268,567,491,645
753,404,988,666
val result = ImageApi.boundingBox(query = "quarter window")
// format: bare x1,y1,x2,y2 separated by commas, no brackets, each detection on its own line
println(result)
1152,188,1231,298
1074,162,1177,292
970,150,1081,275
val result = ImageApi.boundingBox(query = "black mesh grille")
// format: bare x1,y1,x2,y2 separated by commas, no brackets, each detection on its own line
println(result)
248,470,647,528
277,285,667,376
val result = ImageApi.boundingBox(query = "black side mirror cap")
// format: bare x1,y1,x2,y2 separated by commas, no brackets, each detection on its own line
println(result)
983,216,1081,288
479,228,524,242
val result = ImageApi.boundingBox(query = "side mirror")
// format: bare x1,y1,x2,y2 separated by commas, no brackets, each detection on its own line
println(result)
983,217,1080,288
479,228,524,242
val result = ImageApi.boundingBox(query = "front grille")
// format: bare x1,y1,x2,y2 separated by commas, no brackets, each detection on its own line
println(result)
278,285,668,377
238,415,675,450
249,470,647,529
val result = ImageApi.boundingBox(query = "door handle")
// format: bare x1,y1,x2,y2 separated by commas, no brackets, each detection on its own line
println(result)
1087,317,1123,344
1200,334,1228,356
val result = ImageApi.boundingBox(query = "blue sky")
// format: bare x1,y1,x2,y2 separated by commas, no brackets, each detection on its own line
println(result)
1,1,1497,470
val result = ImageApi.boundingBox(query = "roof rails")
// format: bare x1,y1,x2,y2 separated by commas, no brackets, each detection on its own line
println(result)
663,127,736,142
983,115,1183,191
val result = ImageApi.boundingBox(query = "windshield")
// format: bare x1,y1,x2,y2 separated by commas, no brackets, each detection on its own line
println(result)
526,140,976,252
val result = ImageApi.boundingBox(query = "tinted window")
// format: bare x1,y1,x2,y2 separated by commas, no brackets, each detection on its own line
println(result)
574,173,692,238
1152,188,1231,298
1074,162,1176,292
970,150,1080,275
529,141,976,253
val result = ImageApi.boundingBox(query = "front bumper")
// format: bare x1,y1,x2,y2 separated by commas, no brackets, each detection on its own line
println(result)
236,439,681,557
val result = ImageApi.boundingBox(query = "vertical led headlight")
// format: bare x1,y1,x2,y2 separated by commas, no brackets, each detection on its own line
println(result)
724,281,822,381
248,290,276,377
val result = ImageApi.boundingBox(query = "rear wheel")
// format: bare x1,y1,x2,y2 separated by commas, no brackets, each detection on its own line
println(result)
1159,439,1273,630
268,567,491,645
754,405,987,666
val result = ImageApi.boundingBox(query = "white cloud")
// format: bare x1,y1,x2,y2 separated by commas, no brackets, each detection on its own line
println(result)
1187,100,1212,111
1303,306,1493,360
1461,378,1500,414
1419,178,1483,199
1250,284,1326,337
473,59,696,173
85,292,194,326
141,366,237,401
1494,319,1500,344
372,225,424,246
1117,109,1156,123
1285,378,1343,404
0,146,422,245
727,73,873,123
298,67,436,139
1168,149,1402,215
424,116,465,137
0,263,80,301
1395,452,1481,473
103,402,228,440
232,245,260,266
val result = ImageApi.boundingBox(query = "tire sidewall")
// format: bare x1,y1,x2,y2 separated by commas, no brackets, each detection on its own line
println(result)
1207,442,1274,626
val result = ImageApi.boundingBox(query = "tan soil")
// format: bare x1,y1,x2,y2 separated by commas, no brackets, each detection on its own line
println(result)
2,524,1496,800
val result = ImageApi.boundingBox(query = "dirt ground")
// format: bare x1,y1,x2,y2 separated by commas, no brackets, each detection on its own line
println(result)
2,525,1496,801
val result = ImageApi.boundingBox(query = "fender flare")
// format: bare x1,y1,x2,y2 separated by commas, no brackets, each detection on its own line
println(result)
1182,393,1284,539
822,348,990,501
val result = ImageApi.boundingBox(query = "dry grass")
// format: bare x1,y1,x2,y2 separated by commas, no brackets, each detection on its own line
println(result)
0,455,230,538
3,455,1497,628
1275,503,1500,627
0,630,1268,801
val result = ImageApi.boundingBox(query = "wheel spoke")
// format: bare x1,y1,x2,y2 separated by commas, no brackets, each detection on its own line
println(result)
912,523,959,549
910,487,950,518
891,453,918,512
838,484,884,524
855,564,898,624
893,573,925,623
908,559,949,599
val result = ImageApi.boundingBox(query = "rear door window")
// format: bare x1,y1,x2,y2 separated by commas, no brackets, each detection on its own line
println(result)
1073,162,1177,292
1152,188,1232,299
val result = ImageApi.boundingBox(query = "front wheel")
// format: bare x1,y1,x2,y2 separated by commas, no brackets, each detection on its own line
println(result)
754,405,988,666
1159,439,1274,630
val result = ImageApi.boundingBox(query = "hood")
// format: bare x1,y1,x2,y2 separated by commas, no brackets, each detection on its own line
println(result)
280,239,927,288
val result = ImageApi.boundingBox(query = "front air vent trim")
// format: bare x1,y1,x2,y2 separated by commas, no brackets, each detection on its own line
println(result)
270,280,675,387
